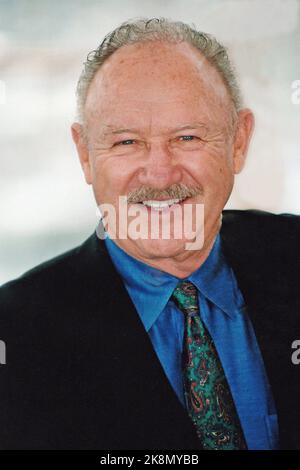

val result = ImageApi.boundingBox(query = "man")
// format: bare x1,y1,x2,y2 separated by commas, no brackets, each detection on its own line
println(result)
0,18,299,450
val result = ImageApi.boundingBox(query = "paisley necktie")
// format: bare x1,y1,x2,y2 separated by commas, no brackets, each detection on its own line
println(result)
171,280,247,450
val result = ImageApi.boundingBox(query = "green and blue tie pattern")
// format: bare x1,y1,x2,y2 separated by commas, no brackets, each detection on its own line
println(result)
171,280,247,450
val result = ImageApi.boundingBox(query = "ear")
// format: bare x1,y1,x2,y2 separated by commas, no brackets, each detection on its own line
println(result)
71,122,92,184
232,108,255,174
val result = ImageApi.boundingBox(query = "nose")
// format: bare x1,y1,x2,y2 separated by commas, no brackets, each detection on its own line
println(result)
137,142,182,189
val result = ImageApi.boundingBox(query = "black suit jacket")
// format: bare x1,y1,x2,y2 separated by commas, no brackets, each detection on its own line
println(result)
0,209,299,450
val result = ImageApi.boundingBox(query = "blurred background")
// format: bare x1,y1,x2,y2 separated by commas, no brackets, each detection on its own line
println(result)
0,0,299,284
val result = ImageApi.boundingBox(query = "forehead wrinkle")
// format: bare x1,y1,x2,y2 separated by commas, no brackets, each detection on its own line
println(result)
88,85,229,135
100,121,210,138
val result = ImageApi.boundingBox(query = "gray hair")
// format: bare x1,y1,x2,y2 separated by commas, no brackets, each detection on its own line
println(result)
76,17,243,126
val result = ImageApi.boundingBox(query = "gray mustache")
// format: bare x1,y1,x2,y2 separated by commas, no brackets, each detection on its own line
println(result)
126,183,203,204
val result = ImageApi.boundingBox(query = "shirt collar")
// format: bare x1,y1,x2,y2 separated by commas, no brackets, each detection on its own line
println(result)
104,234,178,331
188,234,244,320
104,231,242,331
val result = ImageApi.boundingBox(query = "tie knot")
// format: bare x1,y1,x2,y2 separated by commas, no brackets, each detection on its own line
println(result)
171,280,199,315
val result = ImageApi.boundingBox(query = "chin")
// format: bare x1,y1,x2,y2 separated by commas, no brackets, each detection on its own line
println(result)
133,237,191,260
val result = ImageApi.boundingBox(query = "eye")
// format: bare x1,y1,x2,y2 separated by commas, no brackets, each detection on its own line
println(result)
116,139,136,146
179,135,198,142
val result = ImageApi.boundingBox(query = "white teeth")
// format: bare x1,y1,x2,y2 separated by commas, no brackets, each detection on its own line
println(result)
142,198,183,210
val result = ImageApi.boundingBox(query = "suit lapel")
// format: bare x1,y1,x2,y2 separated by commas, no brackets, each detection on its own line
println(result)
220,212,300,449
77,230,202,449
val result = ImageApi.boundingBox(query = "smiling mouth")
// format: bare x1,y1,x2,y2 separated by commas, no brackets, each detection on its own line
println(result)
135,197,190,211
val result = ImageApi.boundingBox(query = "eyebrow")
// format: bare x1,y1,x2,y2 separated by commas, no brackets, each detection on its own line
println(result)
102,122,208,136
105,128,140,135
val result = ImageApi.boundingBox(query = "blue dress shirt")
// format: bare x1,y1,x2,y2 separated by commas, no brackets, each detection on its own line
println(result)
104,231,279,450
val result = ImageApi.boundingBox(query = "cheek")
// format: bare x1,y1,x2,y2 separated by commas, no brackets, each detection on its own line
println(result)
91,154,134,200
190,150,223,178
208,163,233,193
190,152,234,197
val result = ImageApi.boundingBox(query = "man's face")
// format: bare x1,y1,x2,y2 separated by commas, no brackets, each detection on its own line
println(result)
72,41,253,271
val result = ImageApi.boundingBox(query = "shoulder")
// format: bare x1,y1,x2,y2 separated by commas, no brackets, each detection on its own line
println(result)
0,231,103,323
221,209,300,299
0,244,80,305
221,208,299,250
222,208,299,232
